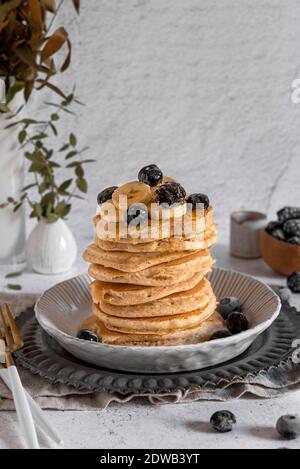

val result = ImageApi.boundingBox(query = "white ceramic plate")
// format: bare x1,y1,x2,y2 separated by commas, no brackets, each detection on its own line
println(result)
35,268,281,373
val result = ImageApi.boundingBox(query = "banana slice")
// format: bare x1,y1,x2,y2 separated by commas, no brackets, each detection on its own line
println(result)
150,202,187,220
161,176,177,183
112,181,152,209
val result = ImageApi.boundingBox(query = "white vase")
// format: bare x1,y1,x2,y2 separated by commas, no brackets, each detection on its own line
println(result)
0,89,26,266
27,218,78,274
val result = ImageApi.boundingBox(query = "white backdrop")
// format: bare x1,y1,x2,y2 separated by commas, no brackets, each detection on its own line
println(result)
28,0,300,249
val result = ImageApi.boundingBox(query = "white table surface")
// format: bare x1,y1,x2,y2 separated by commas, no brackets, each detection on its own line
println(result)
0,243,300,449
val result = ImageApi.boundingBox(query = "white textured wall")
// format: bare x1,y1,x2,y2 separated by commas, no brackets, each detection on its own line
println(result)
30,0,300,248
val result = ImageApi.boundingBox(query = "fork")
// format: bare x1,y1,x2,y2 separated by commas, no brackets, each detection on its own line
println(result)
0,304,39,449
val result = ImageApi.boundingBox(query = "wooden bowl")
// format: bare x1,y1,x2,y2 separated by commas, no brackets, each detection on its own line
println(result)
260,230,300,275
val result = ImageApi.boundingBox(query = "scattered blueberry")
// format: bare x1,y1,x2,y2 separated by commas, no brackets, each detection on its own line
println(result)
275,287,292,304
138,164,163,187
288,236,300,245
155,182,186,206
287,272,300,293
217,297,242,320
97,186,118,206
265,221,282,234
276,415,300,440
283,219,300,237
226,312,249,334
210,411,237,433
277,207,300,223
127,203,148,226
77,329,98,342
186,193,210,210
271,228,286,241
209,330,232,340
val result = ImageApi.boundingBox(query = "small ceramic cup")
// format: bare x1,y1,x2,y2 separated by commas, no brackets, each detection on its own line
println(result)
230,211,267,259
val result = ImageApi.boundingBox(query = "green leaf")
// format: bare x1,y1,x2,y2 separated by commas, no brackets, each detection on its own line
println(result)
41,192,56,208
38,182,48,194
18,130,27,144
49,161,61,168
66,161,80,168
4,121,19,130
49,122,58,136
22,184,38,192
46,213,59,224
65,150,78,159
5,271,22,279
81,159,96,164
21,118,38,126
32,133,48,140
6,284,22,291
13,203,23,213
29,161,46,172
55,201,71,218
51,113,59,121
69,133,77,147
58,179,73,193
76,178,87,193
75,165,84,178
59,144,70,152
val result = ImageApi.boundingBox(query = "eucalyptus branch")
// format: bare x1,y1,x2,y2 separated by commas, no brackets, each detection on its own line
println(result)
1,95,95,223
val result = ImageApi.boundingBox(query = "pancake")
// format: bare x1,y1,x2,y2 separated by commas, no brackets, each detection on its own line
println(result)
88,250,213,286
94,206,215,244
93,296,217,334
80,312,225,346
97,277,214,318
83,243,197,273
96,227,217,253
90,271,204,305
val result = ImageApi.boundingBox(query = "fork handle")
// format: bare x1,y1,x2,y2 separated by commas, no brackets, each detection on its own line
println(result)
0,368,62,445
8,366,39,449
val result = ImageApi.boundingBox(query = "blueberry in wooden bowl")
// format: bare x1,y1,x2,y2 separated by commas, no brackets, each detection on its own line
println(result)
260,206,300,276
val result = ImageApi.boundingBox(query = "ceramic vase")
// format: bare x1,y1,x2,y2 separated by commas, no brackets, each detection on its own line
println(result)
27,218,77,274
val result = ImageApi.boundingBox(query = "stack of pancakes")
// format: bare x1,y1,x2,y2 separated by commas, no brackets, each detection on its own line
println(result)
83,202,224,346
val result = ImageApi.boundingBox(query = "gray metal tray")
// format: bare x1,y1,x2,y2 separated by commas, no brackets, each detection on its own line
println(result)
14,300,300,395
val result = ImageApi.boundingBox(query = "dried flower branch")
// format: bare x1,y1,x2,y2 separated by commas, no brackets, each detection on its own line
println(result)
0,0,80,111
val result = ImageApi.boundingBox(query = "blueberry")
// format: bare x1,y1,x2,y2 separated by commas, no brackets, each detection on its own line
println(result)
209,330,232,340
226,312,249,334
97,186,118,205
138,164,163,187
210,411,237,433
271,228,286,241
217,297,242,320
287,272,300,293
288,236,300,245
77,329,98,342
277,207,300,223
155,182,186,206
275,287,292,304
276,415,300,440
186,193,210,210
127,203,148,226
283,219,300,237
265,221,281,234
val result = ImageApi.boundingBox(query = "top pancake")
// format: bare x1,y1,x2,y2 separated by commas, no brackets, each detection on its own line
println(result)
94,206,215,244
